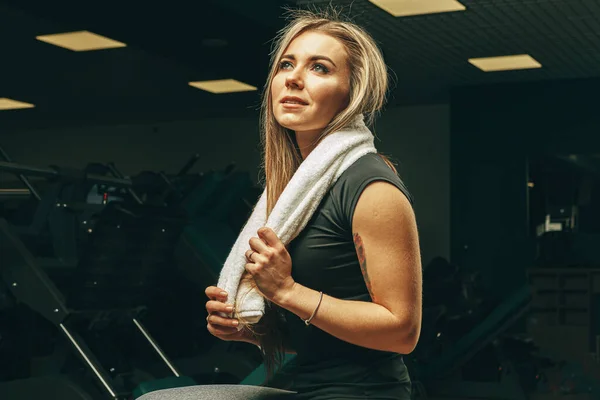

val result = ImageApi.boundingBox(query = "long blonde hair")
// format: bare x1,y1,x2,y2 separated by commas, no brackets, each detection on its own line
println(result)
244,7,397,380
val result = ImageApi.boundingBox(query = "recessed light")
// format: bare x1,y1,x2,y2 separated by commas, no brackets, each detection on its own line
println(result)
189,79,257,94
0,98,35,110
468,54,542,72
36,30,126,51
369,0,466,17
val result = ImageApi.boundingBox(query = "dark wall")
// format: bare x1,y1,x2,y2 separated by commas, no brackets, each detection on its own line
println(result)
451,78,600,300
0,116,263,182
377,104,450,267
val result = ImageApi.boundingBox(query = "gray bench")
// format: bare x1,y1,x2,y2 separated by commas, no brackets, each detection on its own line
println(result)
137,384,296,400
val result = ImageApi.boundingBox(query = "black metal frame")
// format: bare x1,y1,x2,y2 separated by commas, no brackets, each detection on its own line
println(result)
0,218,182,399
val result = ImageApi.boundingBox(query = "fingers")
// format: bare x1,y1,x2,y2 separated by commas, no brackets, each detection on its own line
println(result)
207,313,239,329
205,286,245,340
257,227,284,250
206,311,242,339
205,286,228,301
249,237,270,255
206,300,234,314
207,323,241,338
245,249,259,263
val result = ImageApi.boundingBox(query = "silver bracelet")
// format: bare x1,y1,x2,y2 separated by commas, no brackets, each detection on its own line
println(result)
304,291,324,326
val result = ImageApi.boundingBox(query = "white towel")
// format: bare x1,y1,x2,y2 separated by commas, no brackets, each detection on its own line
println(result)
217,114,377,323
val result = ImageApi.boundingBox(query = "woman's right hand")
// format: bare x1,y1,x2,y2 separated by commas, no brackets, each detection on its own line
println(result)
205,286,256,344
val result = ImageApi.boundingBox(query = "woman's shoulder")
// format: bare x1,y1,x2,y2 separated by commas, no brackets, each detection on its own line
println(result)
334,152,413,204
328,153,413,230
345,152,397,175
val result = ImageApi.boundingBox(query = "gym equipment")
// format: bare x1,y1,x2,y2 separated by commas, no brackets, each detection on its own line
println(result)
0,156,131,267
0,160,129,190
527,267,600,377
102,154,204,209
0,149,270,399
124,166,267,397
0,197,188,399
0,154,188,399
407,285,533,399
92,164,266,396
536,231,600,268
0,145,41,201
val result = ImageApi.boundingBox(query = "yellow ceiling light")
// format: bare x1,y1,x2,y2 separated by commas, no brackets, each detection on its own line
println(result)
0,98,35,110
36,30,126,51
468,54,542,72
369,0,466,17
189,79,257,94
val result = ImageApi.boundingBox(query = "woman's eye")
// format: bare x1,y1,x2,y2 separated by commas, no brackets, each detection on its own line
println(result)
279,61,293,70
313,63,329,73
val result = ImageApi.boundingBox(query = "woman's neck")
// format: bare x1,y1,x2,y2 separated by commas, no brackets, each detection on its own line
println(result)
295,129,322,160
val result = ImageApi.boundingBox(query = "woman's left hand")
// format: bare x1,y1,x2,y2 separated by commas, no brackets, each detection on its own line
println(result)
245,227,295,303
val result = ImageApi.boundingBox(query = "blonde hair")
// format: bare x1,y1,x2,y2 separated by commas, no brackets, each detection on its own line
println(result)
243,6,397,381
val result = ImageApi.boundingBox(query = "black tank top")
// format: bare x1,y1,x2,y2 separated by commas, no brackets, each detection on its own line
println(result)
276,153,414,399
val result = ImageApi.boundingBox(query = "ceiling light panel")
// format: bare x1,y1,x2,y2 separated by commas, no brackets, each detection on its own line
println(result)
369,0,466,17
36,31,126,51
469,54,542,72
0,98,35,110
189,79,257,94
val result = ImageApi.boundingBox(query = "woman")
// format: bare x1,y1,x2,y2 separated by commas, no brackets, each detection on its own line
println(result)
205,8,422,399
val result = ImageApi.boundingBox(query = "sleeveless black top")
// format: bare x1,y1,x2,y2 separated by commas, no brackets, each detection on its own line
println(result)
273,153,414,399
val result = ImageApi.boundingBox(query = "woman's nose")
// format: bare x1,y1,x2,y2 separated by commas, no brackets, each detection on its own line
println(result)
285,69,304,89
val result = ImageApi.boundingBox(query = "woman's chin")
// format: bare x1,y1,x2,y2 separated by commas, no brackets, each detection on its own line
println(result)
276,115,305,130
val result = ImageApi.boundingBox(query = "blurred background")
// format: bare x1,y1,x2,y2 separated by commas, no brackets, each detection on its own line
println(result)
0,0,599,399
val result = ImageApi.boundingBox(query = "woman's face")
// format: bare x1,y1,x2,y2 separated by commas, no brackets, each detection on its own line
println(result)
271,31,351,138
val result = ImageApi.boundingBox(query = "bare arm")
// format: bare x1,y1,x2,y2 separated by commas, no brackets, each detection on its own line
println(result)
273,181,422,354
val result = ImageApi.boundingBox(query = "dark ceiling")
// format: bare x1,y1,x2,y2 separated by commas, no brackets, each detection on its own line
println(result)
1,0,600,130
